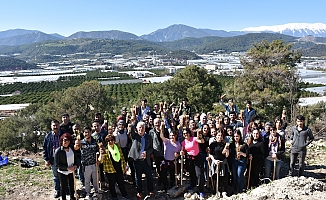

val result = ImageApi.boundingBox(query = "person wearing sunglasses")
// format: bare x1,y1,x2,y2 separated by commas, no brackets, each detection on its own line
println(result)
180,128,205,198
98,134,130,200
54,133,78,200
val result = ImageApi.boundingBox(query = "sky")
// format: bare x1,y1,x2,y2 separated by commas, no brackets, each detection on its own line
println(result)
1,0,325,37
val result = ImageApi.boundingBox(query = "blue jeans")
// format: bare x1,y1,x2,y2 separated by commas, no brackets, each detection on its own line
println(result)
264,158,282,180
200,153,208,182
232,158,246,193
51,164,61,191
134,160,154,194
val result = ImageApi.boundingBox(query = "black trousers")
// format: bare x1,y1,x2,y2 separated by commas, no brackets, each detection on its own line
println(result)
161,160,176,188
106,172,128,198
187,155,204,193
58,172,74,200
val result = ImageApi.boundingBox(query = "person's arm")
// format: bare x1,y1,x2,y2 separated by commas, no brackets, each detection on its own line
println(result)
305,128,314,147
160,123,168,143
42,135,50,166
196,132,204,143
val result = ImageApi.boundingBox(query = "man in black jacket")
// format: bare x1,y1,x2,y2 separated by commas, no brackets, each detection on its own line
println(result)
289,115,314,177
128,121,154,199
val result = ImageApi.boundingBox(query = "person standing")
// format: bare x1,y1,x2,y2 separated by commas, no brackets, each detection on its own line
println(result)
230,129,248,194
99,134,130,200
244,101,256,128
159,123,181,190
75,127,99,200
264,125,284,180
42,120,63,198
54,133,78,200
179,97,191,117
60,113,74,135
289,115,314,177
220,94,239,117
149,118,164,182
180,128,205,198
128,121,154,199
137,98,150,122
72,124,84,187
208,131,229,196
92,120,108,188
248,128,264,188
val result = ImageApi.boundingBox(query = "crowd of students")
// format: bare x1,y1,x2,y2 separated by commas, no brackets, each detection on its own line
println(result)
43,96,314,200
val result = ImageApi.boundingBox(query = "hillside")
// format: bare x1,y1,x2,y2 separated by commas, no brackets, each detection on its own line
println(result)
0,57,38,71
0,33,326,62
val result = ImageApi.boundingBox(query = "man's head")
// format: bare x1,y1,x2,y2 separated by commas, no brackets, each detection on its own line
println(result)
51,120,60,133
246,100,252,109
154,118,161,130
92,121,101,133
182,97,188,106
61,113,70,125
72,124,80,135
153,104,159,112
94,112,102,121
141,98,147,108
228,98,234,107
83,126,92,140
117,120,125,130
264,122,273,132
296,115,305,127
229,111,236,121
136,121,146,136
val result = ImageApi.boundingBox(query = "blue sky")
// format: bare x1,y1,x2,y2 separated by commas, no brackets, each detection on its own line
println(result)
0,0,324,37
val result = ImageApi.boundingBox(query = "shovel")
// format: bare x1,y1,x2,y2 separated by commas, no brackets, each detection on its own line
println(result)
72,171,79,199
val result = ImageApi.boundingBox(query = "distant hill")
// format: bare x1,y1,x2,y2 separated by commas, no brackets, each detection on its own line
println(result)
0,56,38,71
194,33,298,54
141,24,237,42
0,31,61,46
2,23,326,46
1,33,326,61
0,29,38,39
67,30,141,40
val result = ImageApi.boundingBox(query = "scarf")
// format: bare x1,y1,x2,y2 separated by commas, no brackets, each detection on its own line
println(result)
107,144,120,162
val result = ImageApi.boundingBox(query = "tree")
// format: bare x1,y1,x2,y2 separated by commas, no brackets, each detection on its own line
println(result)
139,65,223,113
228,40,301,121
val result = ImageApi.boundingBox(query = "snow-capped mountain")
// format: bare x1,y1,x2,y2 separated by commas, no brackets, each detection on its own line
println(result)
242,23,326,37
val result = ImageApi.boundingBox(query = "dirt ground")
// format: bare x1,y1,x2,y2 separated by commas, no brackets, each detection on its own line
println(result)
1,139,326,200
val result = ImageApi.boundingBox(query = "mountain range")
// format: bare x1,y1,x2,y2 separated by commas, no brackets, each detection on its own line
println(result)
1,23,326,46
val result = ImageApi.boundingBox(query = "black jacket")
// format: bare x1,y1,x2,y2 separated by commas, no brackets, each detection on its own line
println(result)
54,145,79,172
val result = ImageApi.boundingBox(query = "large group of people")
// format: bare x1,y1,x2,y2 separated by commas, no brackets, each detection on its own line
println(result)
43,95,315,200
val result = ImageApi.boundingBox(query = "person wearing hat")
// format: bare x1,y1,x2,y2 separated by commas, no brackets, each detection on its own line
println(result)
60,113,75,136
179,97,191,117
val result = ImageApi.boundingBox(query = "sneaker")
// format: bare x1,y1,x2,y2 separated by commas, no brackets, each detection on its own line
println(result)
200,192,205,198
93,192,98,197
222,192,228,198
54,190,60,198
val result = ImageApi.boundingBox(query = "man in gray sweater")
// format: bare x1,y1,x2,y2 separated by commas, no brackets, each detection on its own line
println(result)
289,115,314,177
